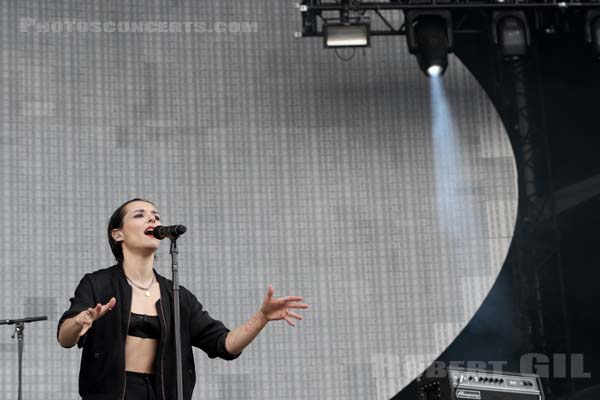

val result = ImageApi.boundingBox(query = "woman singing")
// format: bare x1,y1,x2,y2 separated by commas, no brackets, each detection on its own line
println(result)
57,198,308,400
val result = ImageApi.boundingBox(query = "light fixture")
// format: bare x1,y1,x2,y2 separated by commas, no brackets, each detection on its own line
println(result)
405,11,453,77
427,65,444,78
585,10,600,59
324,23,370,48
492,11,530,58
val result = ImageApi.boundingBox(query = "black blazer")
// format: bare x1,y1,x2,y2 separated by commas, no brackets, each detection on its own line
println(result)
58,264,239,400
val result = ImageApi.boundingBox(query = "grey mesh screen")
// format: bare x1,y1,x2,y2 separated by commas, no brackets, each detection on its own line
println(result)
0,1,516,399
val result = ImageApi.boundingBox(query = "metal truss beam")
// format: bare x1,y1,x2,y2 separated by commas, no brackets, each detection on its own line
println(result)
302,1,600,10
299,0,600,37
495,50,574,398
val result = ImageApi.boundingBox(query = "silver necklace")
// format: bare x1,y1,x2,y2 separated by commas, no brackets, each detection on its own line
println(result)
126,274,155,297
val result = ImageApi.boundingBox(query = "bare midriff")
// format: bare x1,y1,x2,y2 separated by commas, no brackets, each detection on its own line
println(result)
125,336,159,373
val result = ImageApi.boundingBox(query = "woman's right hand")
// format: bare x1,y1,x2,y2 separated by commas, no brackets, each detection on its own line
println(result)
75,297,117,336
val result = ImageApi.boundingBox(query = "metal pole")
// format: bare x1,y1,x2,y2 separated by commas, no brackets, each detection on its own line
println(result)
171,239,184,400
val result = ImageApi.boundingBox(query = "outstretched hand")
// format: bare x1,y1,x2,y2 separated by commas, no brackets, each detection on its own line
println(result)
259,284,308,326
75,297,116,336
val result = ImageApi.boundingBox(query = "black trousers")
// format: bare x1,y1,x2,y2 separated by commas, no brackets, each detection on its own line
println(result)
125,371,157,400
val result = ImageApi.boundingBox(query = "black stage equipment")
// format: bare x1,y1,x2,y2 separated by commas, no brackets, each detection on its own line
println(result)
1,315,48,400
585,10,600,58
492,11,531,58
417,366,544,400
146,222,188,399
166,224,187,400
151,224,187,240
297,1,600,71
405,10,453,76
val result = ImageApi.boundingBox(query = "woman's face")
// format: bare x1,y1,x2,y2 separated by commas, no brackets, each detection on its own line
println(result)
112,200,162,257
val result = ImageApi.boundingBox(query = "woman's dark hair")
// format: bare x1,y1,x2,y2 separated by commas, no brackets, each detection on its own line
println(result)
107,198,155,262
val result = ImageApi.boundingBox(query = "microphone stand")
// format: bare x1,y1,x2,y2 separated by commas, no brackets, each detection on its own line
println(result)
169,238,184,400
0,315,47,400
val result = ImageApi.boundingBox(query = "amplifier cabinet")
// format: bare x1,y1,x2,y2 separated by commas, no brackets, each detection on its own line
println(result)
417,367,543,400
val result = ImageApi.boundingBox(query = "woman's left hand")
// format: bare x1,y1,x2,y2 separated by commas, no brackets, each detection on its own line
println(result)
259,284,308,326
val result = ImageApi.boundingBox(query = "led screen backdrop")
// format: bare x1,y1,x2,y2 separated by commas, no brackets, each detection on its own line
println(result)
0,1,517,399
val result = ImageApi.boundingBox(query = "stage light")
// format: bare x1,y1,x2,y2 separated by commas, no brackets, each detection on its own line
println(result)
427,65,443,77
324,23,370,48
585,10,600,58
492,11,530,58
405,11,453,78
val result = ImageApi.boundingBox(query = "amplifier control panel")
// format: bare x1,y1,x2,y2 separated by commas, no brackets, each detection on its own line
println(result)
448,368,541,395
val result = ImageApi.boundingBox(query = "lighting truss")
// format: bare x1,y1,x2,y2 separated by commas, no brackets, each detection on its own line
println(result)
298,0,600,38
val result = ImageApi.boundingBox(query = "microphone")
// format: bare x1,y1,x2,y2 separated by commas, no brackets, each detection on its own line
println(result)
152,225,187,240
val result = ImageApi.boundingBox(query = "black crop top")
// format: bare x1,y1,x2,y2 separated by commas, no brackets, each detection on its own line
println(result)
128,313,161,340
